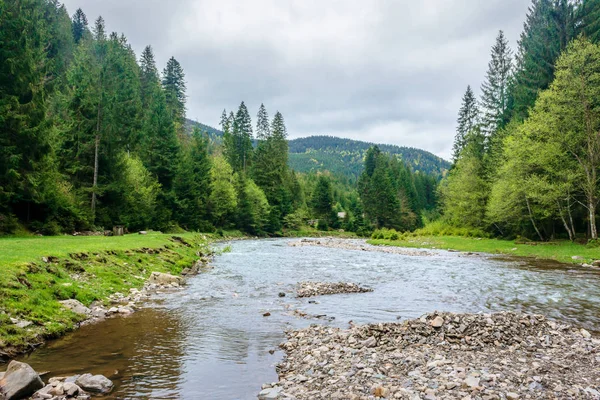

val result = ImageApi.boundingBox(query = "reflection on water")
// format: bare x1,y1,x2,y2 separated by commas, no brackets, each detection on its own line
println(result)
16,239,600,399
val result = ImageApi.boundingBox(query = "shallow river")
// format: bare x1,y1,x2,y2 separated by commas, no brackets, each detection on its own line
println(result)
17,239,600,399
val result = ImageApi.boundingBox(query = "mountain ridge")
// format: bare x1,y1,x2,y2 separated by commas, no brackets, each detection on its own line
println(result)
185,119,450,179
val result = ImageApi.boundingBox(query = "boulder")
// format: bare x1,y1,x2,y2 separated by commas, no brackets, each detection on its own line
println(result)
147,272,184,286
59,299,91,316
0,361,44,400
592,260,600,267
258,386,282,400
75,374,113,394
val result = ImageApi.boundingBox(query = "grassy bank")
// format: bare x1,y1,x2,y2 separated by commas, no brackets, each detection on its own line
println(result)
368,235,600,265
0,232,221,358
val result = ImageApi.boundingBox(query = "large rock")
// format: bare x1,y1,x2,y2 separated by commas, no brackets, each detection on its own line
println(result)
258,386,282,400
75,373,113,394
0,361,44,400
59,299,91,316
147,272,184,286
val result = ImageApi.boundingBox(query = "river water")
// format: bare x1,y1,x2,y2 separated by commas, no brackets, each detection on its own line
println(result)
17,239,600,399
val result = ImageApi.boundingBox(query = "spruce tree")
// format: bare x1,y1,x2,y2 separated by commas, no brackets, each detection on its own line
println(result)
510,0,574,121
71,8,88,44
139,45,159,108
480,31,513,136
452,85,479,162
256,103,270,140
174,127,212,230
162,56,186,132
579,0,600,43
232,101,254,172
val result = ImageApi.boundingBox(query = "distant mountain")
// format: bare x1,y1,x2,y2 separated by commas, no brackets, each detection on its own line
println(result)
288,136,450,179
184,119,450,178
185,119,224,139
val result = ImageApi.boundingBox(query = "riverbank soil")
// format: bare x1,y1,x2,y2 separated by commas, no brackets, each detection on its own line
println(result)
369,236,600,265
0,232,211,358
269,312,600,399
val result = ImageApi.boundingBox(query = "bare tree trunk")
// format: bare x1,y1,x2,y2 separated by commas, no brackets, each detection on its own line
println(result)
525,196,544,241
557,201,574,242
91,89,102,218
590,200,597,240
567,196,576,239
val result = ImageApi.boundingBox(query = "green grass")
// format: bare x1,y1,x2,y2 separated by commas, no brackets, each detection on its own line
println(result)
369,235,600,265
0,232,219,356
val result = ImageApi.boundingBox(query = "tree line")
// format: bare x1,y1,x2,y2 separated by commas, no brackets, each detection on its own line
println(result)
0,0,442,236
444,0,600,242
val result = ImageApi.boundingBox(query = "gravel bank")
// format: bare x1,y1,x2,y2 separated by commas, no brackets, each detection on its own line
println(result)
288,239,431,257
297,282,373,298
261,312,600,399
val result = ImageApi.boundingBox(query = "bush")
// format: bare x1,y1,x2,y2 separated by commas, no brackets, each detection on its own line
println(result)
0,213,19,235
411,219,491,238
371,228,400,240
317,219,329,231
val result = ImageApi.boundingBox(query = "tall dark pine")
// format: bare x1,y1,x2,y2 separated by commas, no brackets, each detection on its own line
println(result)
139,45,159,107
480,31,513,136
256,103,270,140
510,0,574,121
234,101,254,172
579,0,600,42
452,85,479,162
71,8,88,44
162,56,186,132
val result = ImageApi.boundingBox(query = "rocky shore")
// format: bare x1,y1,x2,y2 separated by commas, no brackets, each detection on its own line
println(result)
260,312,600,399
288,238,431,257
296,282,373,298
0,360,113,400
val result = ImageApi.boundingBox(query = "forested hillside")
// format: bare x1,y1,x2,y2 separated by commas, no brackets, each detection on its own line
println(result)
442,0,600,242
288,136,450,179
182,122,450,180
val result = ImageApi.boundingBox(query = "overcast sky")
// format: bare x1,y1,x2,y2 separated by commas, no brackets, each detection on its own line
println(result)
61,0,532,160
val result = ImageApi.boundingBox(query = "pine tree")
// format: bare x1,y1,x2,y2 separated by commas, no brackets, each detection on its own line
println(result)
71,8,88,44
480,31,513,136
0,0,52,226
226,101,254,172
162,56,186,132
139,45,159,108
510,0,575,121
579,0,600,43
220,109,229,132
312,175,335,229
174,127,212,230
256,103,270,140
452,85,479,162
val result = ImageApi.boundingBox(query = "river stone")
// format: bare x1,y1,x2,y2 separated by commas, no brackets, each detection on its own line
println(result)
147,272,184,286
258,386,282,399
59,299,91,316
593,260,600,267
0,361,44,400
75,373,113,393
431,316,444,328
506,392,519,400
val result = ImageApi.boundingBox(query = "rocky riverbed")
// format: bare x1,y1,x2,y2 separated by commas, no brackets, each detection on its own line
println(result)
260,312,600,399
296,282,373,298
288,239,432,257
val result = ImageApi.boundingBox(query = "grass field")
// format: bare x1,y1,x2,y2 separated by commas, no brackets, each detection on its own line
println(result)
369,235,600,264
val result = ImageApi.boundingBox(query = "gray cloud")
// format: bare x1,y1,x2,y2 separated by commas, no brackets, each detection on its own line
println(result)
61,0,531,160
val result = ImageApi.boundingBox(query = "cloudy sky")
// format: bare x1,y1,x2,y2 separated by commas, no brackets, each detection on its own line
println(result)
61,0,532,160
